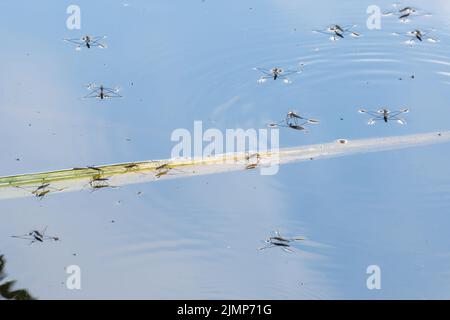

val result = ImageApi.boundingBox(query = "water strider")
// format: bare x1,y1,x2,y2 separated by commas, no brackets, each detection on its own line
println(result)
393,29,439,46
12,226,59,245
313,24,360,41
63,35,107,50
359,108,409,125
258,231,305,253
16,181,64,200
254,65,303,84
268,111,319,131
88,175,118,192
83,84,122,100
244,153,261,170
383,4,432,22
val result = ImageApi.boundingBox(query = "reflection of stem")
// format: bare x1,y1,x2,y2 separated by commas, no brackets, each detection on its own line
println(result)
0,255,35,300
1,132,450,197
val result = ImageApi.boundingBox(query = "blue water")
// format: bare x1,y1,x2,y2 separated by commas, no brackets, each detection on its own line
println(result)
1,0,450,299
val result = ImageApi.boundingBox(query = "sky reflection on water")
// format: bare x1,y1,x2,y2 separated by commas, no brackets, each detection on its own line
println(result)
1,0,450,299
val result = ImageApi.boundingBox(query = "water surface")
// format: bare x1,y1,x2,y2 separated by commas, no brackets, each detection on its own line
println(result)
1,0,450,299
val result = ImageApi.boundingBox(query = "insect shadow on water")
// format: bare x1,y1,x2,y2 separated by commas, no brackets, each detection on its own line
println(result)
383,4,432,23
268,111,319,132
11,226,59,246
392,29,439,46
258,231,305,254
63,35,107,50
313,24,360,41
83,84,122,100
254,64,304,84
359,108,409,125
